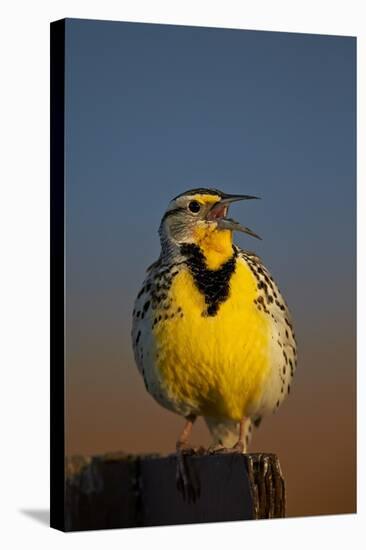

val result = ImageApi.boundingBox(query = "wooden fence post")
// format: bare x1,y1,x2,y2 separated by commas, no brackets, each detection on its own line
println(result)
64,451,285,531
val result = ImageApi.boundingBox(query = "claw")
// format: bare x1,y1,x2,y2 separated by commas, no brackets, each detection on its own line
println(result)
232,440,245,453
208,443,226,454
209,440,245,455
175,447,200,503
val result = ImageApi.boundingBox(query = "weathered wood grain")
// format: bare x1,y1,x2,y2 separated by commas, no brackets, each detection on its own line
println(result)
64,451,285,531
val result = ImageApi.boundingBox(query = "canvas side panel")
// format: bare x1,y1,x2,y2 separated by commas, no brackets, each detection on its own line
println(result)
50,18,66,532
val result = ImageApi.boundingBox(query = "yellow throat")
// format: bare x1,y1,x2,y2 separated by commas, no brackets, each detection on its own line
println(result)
193,224,233,270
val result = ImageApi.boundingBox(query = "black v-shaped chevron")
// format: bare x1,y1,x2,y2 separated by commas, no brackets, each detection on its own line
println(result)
180,243,237,316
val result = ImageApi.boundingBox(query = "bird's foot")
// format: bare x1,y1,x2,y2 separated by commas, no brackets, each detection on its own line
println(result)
175,444,201,503
209,440,246,454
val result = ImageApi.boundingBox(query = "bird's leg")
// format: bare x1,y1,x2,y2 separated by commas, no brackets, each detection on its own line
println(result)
176,414,196,453
176,414,199,502
232,417,247,452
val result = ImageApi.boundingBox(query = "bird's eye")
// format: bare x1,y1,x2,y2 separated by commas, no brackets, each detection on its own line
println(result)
188,200,201,214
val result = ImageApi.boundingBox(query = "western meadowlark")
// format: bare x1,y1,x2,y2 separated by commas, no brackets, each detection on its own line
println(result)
132,188,297,493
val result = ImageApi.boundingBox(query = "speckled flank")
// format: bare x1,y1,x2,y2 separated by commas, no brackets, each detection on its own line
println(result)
238,248,297,414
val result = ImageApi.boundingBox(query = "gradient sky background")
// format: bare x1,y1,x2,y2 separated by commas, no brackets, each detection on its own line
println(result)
64,19,356,519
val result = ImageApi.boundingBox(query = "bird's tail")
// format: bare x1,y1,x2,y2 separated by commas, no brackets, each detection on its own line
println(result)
204,415,262,452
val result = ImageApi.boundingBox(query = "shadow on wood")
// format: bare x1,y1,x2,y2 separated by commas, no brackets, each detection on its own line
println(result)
64,452,285,531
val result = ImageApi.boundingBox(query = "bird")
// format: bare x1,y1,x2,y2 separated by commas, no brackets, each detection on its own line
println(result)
131,188,297,496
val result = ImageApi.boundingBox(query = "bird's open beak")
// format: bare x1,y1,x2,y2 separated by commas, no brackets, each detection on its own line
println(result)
207,193,262,240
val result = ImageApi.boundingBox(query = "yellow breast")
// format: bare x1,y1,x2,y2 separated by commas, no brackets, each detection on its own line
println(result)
153,259,271,421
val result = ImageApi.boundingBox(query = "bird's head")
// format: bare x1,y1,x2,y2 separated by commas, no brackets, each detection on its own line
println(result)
159,188,261,269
